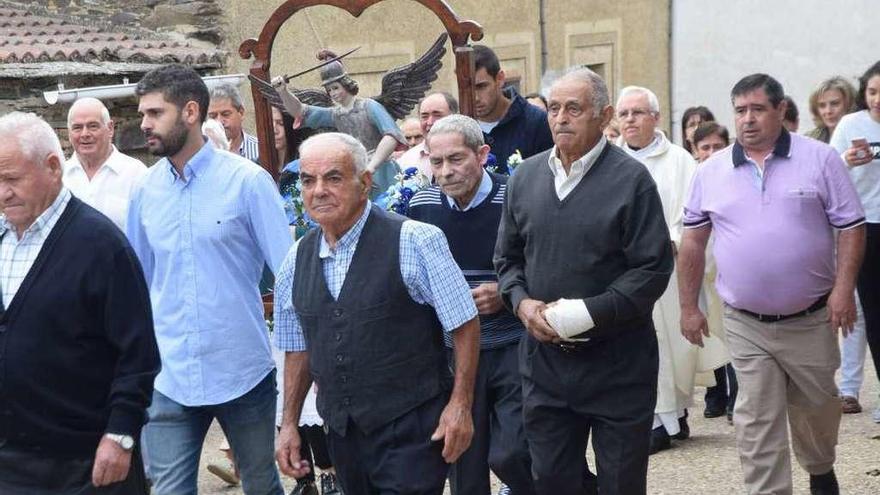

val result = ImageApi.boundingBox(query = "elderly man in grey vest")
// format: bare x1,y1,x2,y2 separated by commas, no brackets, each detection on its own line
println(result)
273,132,480,494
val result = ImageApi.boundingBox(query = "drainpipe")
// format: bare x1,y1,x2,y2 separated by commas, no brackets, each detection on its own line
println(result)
538,0,548,77
43,74,247,105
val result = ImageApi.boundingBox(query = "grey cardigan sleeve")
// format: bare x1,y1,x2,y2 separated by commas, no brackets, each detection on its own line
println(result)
494,179,530,315
584,178,673,328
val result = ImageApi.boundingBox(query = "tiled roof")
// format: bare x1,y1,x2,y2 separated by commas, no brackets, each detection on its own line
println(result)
0,7,224,70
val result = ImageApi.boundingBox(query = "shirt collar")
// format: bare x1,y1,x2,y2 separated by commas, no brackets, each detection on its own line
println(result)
167,139,213,182
732,128,792,167
547,135,608,176
319,201,372,259
445,169,493,211
0,188,72,241
70,145,122,175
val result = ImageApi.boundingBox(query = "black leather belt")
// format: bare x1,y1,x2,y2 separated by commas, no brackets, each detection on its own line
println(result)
735,294,829,323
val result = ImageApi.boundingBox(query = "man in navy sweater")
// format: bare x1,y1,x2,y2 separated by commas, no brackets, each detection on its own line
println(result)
0,112,159,494
472,45,554,174
408,115,537,495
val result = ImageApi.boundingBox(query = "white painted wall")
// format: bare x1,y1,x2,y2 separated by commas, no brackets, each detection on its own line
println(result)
671,0,879,144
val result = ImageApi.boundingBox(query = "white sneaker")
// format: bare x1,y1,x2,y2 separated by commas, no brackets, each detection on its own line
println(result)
873,405,880,423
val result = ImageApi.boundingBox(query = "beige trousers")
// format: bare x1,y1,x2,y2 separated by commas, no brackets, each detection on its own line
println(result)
723,305,841,495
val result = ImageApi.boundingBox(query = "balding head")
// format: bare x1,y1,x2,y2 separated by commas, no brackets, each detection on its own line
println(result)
67,97,115,168
419,92,458,134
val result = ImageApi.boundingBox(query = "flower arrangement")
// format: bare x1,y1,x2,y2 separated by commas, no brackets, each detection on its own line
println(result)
484,150,523,175
375,166,431,215
281,179,318,236
507,149,524,173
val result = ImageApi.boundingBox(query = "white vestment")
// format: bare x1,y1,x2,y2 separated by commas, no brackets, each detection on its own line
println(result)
621,132,729,432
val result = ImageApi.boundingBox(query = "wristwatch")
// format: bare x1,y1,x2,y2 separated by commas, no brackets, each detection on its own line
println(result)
105,433,135,451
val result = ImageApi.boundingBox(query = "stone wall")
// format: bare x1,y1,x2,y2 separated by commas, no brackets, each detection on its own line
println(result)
219,0,672,132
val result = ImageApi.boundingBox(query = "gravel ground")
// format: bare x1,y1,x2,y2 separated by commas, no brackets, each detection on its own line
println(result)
197,354,880,494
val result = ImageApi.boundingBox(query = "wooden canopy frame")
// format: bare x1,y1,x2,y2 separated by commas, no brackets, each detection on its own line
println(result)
239,0,484,180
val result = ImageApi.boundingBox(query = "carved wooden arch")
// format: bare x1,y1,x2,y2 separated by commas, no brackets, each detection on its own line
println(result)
239,0,484,179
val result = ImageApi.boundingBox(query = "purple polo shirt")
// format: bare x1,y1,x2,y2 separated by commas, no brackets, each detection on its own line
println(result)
683,130,865,315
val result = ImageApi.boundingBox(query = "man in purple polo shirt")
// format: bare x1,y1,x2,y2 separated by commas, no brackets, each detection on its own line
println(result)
677,74,865,495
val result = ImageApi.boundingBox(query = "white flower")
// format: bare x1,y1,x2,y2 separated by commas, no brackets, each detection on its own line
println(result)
507,150,524,170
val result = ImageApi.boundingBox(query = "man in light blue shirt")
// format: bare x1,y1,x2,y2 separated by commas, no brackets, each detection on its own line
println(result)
127,64,292,495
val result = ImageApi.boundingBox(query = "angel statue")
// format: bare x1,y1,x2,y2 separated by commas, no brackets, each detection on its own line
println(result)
253,33,448,198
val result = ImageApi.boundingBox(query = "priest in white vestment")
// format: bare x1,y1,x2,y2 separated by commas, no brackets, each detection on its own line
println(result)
616,86,729,453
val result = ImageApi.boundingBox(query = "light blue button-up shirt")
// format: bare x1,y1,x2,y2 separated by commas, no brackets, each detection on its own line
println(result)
126,141,293,406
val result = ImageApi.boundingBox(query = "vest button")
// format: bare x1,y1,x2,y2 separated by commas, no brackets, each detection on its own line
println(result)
335,333,342,341
340,375,348,383
343,397,351,405
333,308,344,317
336,354,344,362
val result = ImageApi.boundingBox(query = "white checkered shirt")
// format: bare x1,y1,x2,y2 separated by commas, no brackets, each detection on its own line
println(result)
0,188,72,307
274,204,478,351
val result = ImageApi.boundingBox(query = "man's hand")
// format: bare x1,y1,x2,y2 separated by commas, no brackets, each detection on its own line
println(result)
680,306,709,347
430,397,474,463
276,422,312,478
516,298,558,343
91,436,131,487
471,283,503,315
827,287,856,337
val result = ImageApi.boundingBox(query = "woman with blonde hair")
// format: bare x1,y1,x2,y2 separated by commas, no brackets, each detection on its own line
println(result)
807,76,857,143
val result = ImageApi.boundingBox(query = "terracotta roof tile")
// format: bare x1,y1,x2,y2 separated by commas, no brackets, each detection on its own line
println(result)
0,6,224,69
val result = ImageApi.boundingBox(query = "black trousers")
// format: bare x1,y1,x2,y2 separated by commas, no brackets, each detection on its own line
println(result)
704,363,738,413
520,326,658,495
325,394,449,495
0,443,148,495
298,424,333,483
448,343,536,495
857,222,880,385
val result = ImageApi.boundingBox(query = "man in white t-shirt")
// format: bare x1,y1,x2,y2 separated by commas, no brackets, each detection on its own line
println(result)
64,97,147,231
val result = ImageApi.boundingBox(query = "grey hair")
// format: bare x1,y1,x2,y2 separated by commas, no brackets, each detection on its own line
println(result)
299,132,368,174
551,66,610,117
425,114,485,152
209,83,244,110
617,86,660,114
0,112,65,168
67,97,111,128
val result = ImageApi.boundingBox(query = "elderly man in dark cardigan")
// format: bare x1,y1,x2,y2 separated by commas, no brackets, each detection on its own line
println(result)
494,67,673,495
0,112,159,494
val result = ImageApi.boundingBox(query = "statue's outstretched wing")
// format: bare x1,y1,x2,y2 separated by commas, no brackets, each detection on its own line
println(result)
374,33,448,121
248,74,333,114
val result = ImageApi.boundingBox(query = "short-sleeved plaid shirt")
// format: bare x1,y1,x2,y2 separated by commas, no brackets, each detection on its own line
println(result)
274,204,477,352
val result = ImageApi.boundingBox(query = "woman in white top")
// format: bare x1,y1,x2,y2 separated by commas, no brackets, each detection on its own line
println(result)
830,60,880,424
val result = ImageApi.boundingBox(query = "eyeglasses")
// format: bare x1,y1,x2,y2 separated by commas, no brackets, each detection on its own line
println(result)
617,109,655,119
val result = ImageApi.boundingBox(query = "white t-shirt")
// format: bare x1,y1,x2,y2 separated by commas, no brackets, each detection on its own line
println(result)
830,110,880,222
478,120,499,134
63,147,148,230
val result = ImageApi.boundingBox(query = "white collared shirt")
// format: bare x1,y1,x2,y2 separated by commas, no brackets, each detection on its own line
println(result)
547,135,607,200
397,142,432,179
0,188,71,307
63,146,147,230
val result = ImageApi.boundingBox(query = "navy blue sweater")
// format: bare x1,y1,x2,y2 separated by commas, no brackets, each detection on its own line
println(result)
0,197,159,458
483,89,554,174
408,173,524,349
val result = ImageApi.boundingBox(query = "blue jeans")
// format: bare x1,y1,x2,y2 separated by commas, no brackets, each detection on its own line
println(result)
143,370,283,495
